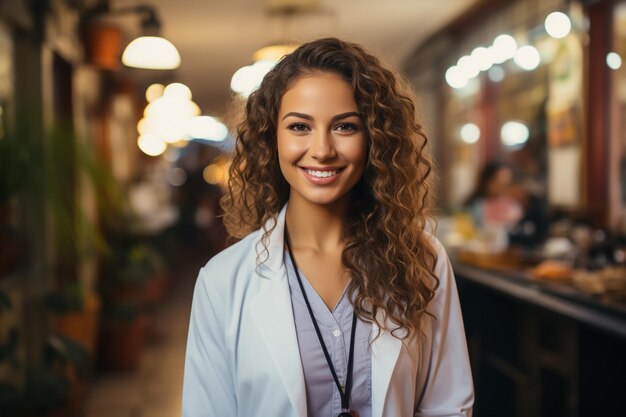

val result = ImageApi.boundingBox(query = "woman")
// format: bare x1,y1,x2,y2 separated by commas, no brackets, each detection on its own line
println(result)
464,161,548,248
182,38,474,417
464,161,522,229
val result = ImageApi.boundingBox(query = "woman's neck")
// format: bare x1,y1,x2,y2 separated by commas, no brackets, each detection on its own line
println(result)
285,195,348,253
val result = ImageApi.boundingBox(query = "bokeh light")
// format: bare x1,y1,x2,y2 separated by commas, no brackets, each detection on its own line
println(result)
145,83,165,103
137,134,167,156
446,65,468,89
460,123,481,144
203,164,224,185
545,12,572,39
230,60,276,97
488,65,505,82
514,45,540,70
607,52,622,70
490,34,517,64
501,121,529,148
187,116,229,142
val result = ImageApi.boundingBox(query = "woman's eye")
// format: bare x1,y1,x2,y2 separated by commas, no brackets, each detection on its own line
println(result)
287,122,310,132
335,122,357,132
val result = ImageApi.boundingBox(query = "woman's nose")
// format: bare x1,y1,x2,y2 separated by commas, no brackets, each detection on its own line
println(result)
310,130,336,160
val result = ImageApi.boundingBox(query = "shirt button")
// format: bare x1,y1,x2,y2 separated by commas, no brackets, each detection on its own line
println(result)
333,330,341,337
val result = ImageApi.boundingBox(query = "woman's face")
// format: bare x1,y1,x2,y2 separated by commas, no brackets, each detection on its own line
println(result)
277,71,367,207
486,167,513,197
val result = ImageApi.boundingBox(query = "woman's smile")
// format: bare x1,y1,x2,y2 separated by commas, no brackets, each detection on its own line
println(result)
299,166,345,184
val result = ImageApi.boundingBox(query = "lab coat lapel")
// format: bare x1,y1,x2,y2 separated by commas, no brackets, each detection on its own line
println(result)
249,267,307,417
249,204,307,416
371,317,403,417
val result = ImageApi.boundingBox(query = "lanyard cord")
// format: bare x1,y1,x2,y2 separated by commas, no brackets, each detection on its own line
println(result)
284,226,357,413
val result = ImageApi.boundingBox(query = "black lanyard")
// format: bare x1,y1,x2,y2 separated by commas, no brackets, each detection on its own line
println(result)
284,227,357,417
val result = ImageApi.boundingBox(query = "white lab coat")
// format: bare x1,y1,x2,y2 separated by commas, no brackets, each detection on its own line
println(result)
182,205,474,417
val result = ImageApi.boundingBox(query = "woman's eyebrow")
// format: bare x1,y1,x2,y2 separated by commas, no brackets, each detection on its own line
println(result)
281,111,361,121
282,112,313,121
331,111,361,121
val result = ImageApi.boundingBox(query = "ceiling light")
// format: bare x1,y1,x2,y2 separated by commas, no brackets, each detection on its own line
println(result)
231,60,277,97
545,12,571,39
607,52,622,70
140,83,201,143
145,83,164,102
457,55,480,79
501,121,529,148
471,47,493,72
491,34,517,64
138,134,167,156
445,66,468,89
187,116,229,142
83,3,181,70
163,82,192,100
122,36,180,69
253,43,298,62
514,45,540,71
460,123,480,144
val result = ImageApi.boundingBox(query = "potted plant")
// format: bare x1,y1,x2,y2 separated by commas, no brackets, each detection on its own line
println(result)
0,291,85,417
103,241,166,308
97,301,148,371
43,123,125,358
45,284,101,356
19,335,87,417
97,239,165,371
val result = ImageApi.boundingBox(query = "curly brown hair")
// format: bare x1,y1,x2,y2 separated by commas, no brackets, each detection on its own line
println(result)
222,37,438,339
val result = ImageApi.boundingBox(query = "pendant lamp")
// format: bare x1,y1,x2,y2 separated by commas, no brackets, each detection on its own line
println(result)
122,36,180,70
121,6,180,70
252,43,298,63
81,2,180,70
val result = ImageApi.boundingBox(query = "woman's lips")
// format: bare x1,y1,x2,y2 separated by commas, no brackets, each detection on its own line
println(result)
299,167,345,185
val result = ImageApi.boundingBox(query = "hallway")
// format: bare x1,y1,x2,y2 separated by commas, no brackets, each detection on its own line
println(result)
83,259,199,417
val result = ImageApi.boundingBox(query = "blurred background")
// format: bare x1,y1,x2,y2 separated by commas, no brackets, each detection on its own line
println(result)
0,0,625,416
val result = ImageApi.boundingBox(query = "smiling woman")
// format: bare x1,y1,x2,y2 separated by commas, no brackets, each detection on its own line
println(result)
182,38,474,417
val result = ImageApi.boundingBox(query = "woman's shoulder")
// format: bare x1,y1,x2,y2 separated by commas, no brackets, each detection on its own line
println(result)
419,232,462,323
421,230,449,259
197,228,263,290
425,232,448,257
202,230,261,275
422,231,455,286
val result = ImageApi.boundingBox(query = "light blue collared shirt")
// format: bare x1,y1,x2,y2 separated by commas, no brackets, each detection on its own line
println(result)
284,251,372,417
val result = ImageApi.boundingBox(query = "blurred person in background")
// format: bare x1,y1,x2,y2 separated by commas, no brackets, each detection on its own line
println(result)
176,146,229,259
182,38,474,417
465,161,548,249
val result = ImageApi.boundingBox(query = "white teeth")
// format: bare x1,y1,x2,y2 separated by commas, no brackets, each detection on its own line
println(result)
305,169,338,178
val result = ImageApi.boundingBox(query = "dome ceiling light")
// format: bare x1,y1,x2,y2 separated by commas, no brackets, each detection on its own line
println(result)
81,2,180,70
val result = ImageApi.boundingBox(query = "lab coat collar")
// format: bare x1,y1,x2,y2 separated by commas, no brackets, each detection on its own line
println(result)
255,204,288,278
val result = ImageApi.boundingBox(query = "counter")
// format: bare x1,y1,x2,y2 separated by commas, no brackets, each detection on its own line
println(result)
452,258,626,417
452,260,626,339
